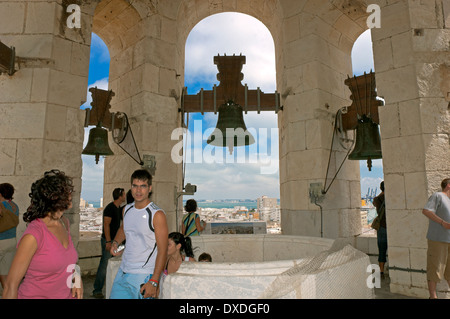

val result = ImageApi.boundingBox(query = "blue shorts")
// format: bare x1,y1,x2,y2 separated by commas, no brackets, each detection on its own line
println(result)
110,268,153,299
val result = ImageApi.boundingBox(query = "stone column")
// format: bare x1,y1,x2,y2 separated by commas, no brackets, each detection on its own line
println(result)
373,0,450,297
0,1,90,242
278,1,363,239
98,6,183,232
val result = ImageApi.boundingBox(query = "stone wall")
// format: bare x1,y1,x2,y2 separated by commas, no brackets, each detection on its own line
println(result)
372,0,450,297
1,0,448,299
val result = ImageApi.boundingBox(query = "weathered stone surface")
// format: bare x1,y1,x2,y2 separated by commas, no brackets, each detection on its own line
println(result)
0,0,448,299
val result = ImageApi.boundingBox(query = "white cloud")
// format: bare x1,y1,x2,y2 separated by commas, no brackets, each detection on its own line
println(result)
360,176,383,198
359,158,383,170
184,162,280,200
351,29,374,75
185,12,276,92
80,154,105,202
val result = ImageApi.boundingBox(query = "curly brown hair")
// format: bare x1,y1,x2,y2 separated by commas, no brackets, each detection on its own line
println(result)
23,169,74,223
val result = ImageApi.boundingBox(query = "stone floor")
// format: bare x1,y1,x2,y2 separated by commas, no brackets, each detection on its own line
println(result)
0,273,421,299
81,272,417,299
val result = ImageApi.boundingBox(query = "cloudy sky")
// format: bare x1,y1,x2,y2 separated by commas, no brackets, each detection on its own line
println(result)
81,12,383,202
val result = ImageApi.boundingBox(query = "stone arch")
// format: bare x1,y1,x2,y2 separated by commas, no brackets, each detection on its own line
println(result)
78,0,147,209
173,0,285,118
274,0,374,239
91,0,143,57
87,0,186,231
173,2,283,228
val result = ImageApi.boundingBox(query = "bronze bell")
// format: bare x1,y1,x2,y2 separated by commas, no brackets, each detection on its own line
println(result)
207,101,255,154
82,123,114,164
348,115,382,171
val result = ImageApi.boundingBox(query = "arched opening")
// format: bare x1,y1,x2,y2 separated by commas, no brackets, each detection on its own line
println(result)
181,12,281,234
79,33,111,237
351,29,384,233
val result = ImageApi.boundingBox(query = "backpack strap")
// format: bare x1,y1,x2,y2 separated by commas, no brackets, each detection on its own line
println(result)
123,203,159,268
146,207,155,232
123,204,134,218
142,206,156,268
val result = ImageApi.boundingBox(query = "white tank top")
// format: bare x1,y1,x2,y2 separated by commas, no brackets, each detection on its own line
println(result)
120,201,165,274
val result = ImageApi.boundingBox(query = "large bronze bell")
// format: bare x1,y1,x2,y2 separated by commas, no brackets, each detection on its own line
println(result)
82,123,114,164
348,115,382,171
207,101,255,154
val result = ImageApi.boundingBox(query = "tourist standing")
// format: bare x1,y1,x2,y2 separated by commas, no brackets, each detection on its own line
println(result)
109,169,168,299
182,199,206,236
422,178,450,299
0,183,19,289
373,181,387,278
92,187,125,298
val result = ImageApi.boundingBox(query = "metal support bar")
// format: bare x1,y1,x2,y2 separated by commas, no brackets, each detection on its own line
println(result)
388,266,427,274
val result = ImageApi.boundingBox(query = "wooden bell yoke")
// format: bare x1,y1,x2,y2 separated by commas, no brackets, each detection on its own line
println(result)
181,54,282,114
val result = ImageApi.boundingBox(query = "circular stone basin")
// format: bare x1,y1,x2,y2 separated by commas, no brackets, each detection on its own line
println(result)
106,235,374,299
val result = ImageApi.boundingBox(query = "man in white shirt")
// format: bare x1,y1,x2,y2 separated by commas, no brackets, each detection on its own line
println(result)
422,178,450,299
110,169,168,299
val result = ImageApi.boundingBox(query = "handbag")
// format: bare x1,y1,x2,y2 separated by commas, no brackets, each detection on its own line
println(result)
0,203,19,233
371,200,385,231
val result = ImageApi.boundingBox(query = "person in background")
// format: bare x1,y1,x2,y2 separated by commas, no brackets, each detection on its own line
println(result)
0,183,19,288
422,178,450,299
182,199,206,236
2,170,82,299
125,189,133,205
158,232,195,299
92,188,125,298
373,181,387,278
165,232,195,275
198,252,212,262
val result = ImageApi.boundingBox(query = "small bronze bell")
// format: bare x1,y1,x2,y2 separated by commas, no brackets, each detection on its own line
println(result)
207,101,255,154
82,123,114,164
348,115,382,171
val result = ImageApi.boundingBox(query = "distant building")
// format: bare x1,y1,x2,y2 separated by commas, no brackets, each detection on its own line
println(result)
257,196,280,222
80,198,87,208
257,196,277,210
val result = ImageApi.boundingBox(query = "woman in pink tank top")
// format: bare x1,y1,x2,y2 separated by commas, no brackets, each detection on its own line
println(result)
2,170,82,299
